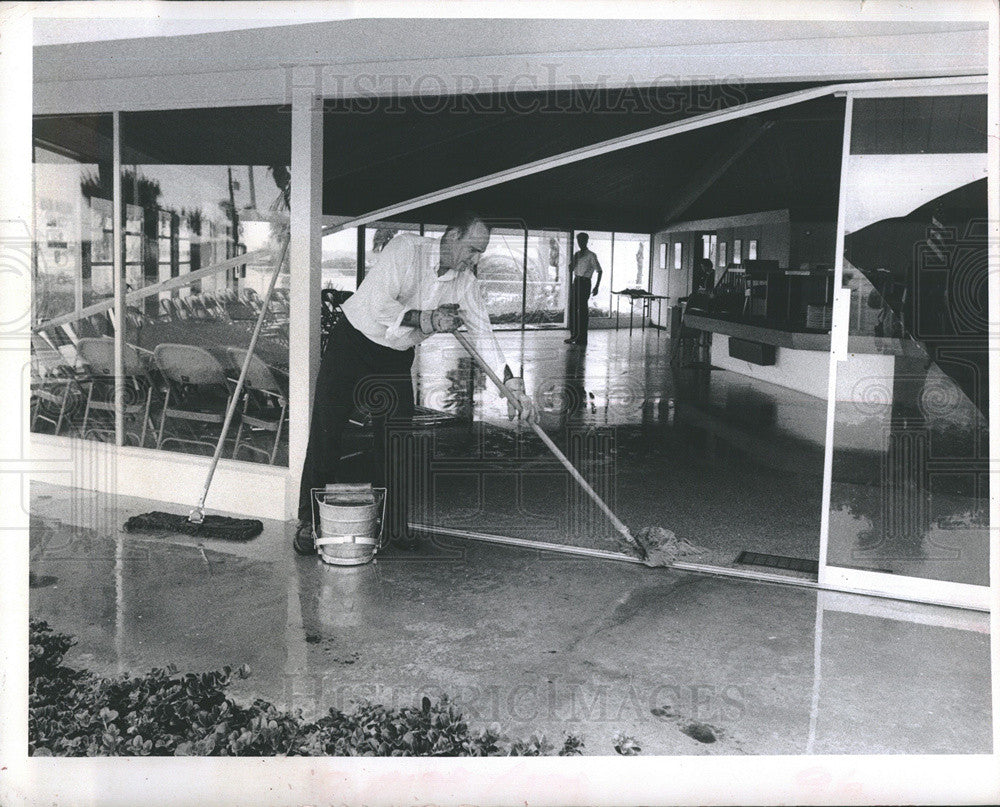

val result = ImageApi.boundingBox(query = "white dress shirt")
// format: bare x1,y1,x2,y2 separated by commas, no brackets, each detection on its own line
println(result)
340,233,507,375
571,248,602,279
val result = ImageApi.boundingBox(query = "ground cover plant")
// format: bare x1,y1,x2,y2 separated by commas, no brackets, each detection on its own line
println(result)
29,620,587,757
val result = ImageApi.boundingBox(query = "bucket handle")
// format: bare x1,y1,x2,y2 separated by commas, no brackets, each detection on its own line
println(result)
315,534,378,548
311,486,388,554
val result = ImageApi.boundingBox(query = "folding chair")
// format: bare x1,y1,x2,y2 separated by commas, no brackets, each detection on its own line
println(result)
30,333,83,435
158,298,174,322
163,297,188,321
177,296,202,320
81,312,111,338
76,337,155,446
669,302,709,368
240,288,263,313
125,305,146,329
222,290,257,321
152,343,234,454
186,294,211,320
201,293,230,322
226,347,288,464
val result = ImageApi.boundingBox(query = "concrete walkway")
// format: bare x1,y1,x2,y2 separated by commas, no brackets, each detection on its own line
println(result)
30,481,991,756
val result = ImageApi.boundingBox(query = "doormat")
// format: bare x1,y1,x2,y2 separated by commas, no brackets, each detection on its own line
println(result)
736,551,818,575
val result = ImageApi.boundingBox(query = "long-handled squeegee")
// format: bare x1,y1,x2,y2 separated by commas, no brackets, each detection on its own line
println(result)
452,330,685,567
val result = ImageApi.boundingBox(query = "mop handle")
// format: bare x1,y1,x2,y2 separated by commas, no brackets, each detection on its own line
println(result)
190,229,291,521
452,330,636,545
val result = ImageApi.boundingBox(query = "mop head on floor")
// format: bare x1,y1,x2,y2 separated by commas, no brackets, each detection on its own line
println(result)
123,511,264,541
620,526,711,568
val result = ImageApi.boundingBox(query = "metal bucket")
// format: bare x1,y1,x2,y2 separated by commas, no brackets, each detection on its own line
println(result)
311,483,385,566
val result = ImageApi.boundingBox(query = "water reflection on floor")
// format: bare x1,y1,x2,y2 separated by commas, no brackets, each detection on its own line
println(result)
412,328,829,566
409,328,988,585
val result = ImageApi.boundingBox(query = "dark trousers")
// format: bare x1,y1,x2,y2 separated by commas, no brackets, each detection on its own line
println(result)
569,275,592,343
298,317,415,541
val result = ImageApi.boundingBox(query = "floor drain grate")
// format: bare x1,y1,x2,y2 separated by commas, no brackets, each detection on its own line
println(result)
736,551,818,575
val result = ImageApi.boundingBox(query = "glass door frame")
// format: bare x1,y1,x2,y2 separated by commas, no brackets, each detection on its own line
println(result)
818,81,993,612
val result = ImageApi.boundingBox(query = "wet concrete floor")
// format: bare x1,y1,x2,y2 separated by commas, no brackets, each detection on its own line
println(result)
30,480,991,756
403,327,828,567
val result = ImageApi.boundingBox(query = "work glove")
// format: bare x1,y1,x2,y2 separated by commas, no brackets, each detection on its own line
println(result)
591,287,600,297
421,303,464,334
504,377,538,423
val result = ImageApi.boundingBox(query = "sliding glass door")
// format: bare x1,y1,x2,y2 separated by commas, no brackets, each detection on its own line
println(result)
821,87,990,610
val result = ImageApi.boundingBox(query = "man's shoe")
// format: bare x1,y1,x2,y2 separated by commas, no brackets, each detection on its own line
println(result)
564,337,575,344
293,520,315,555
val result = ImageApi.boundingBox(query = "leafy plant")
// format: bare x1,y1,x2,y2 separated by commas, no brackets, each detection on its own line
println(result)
612,731,642,756
29,620,585,758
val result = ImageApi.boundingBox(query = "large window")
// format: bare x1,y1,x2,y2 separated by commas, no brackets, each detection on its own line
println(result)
354,222,571,329
524,230,569,326
576,231,650,320
328,220,644,329
322,226,359,293
32,114,117,444
30,109,292,466
474,226,526,327
612,232,650,290
33,114,113,323
582,231,613,317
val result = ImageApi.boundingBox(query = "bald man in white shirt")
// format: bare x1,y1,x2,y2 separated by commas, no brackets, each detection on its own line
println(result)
296,212,536,553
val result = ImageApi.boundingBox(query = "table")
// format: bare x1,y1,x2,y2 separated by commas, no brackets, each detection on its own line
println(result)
612,290,671,336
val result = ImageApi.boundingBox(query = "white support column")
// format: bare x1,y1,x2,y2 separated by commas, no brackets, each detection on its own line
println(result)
112,111,125,446
286,89,323,519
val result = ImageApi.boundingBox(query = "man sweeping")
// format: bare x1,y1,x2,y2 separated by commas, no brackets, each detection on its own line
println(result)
295,212,536,553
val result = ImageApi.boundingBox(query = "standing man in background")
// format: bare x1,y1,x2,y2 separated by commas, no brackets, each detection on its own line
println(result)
565,232,603,346
295,212,536,554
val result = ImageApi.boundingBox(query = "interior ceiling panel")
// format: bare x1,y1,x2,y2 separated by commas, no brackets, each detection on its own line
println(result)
322,86,845,232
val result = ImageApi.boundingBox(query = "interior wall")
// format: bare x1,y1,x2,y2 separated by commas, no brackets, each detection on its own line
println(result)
651,209,792,327
790,222,838,268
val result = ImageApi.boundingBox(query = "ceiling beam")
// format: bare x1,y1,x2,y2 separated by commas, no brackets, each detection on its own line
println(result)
660,116,774,227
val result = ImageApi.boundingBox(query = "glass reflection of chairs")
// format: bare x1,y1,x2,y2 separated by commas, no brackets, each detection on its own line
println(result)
244,288,263,306
30,332,84,436
200,293,230,323
75,337,155,446
152,343,235,454
220,290,257,321
159,297,188,322
226,347,288,465
177,296,203,320
184,295,209,320
259,292,290,348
